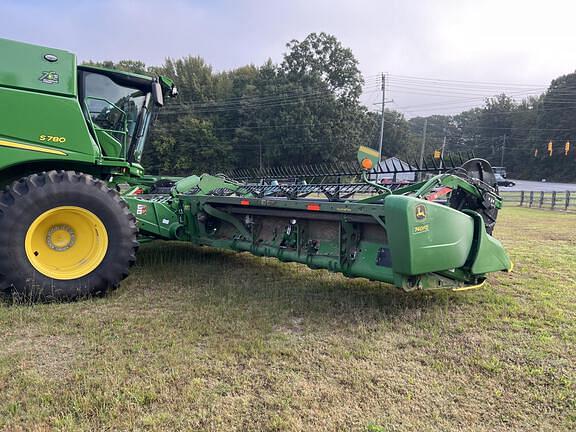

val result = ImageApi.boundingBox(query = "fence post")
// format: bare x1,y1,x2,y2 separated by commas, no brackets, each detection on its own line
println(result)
567,191,571,211
529,191,534,207
551,191,556,210
520,191,525,207
539,191,544,208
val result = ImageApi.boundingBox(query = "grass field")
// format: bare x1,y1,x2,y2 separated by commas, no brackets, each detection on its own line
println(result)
1,207,575,431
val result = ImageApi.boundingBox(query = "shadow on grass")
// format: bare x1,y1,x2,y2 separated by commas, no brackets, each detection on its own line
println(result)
131,241,473,323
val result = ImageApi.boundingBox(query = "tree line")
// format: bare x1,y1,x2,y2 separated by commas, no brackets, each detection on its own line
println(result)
85,33,576,182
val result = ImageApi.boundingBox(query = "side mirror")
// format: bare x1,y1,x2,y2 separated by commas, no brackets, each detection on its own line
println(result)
152,82,164,107
158,75,178,98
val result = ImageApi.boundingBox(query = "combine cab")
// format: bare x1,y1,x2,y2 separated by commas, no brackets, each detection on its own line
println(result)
0,38,511,301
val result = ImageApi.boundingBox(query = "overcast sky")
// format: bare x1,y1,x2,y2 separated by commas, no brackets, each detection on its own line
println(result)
3,0,576,116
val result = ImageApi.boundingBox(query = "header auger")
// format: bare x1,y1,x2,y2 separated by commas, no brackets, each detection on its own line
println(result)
0,38,511,301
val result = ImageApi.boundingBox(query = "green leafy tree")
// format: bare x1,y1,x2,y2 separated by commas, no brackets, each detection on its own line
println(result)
155,116,232,175
369,110,413,158
158,56,217,104
282,32,364,103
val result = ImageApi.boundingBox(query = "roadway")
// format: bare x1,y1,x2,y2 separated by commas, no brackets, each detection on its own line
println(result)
503,179,576,192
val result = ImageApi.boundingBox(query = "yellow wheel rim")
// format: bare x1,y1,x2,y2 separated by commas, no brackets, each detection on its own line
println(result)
25,206,108,280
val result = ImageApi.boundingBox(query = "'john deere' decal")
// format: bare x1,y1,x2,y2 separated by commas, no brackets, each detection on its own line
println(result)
415,204,427,220
39,71,59,84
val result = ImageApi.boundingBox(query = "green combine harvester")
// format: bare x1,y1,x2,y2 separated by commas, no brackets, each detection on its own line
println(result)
0,38,511,300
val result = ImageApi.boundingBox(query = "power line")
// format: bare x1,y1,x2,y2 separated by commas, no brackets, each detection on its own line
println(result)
161,83,381,110
159,89,382,116
387,73,546,88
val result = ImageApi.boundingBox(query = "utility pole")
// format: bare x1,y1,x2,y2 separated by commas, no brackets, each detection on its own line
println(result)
259,141,263,171
439,130,447,171
418,119,428,181
500,134,506,167
378,73,386,161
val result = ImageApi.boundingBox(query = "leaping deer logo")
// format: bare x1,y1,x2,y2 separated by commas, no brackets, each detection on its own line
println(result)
415,204,427,220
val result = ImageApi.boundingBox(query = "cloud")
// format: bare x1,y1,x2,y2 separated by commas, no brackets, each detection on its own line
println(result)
2,0,576,116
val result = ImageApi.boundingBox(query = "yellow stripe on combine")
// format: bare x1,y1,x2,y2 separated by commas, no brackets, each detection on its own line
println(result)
506,260,515,273
359,145,379,157
452,280,486,292
0,139,67,156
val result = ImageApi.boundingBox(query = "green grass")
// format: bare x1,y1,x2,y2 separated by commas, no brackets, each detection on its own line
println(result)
1,207,575,431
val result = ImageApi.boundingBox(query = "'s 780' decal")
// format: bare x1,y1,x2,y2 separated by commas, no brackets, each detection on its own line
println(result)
39,135,66,143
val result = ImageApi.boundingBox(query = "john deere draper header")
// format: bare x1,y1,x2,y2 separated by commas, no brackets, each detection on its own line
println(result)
0,38,511,300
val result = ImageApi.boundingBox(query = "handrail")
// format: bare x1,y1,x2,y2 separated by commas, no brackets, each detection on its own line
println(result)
85,96,129,158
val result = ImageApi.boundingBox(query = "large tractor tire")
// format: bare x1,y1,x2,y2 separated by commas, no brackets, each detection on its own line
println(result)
0,171,138,301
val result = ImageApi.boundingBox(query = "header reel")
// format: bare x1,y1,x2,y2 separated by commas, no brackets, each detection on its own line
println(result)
217,146,503,236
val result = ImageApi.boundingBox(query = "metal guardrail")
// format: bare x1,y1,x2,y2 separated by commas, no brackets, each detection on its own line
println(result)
501,190,576,212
